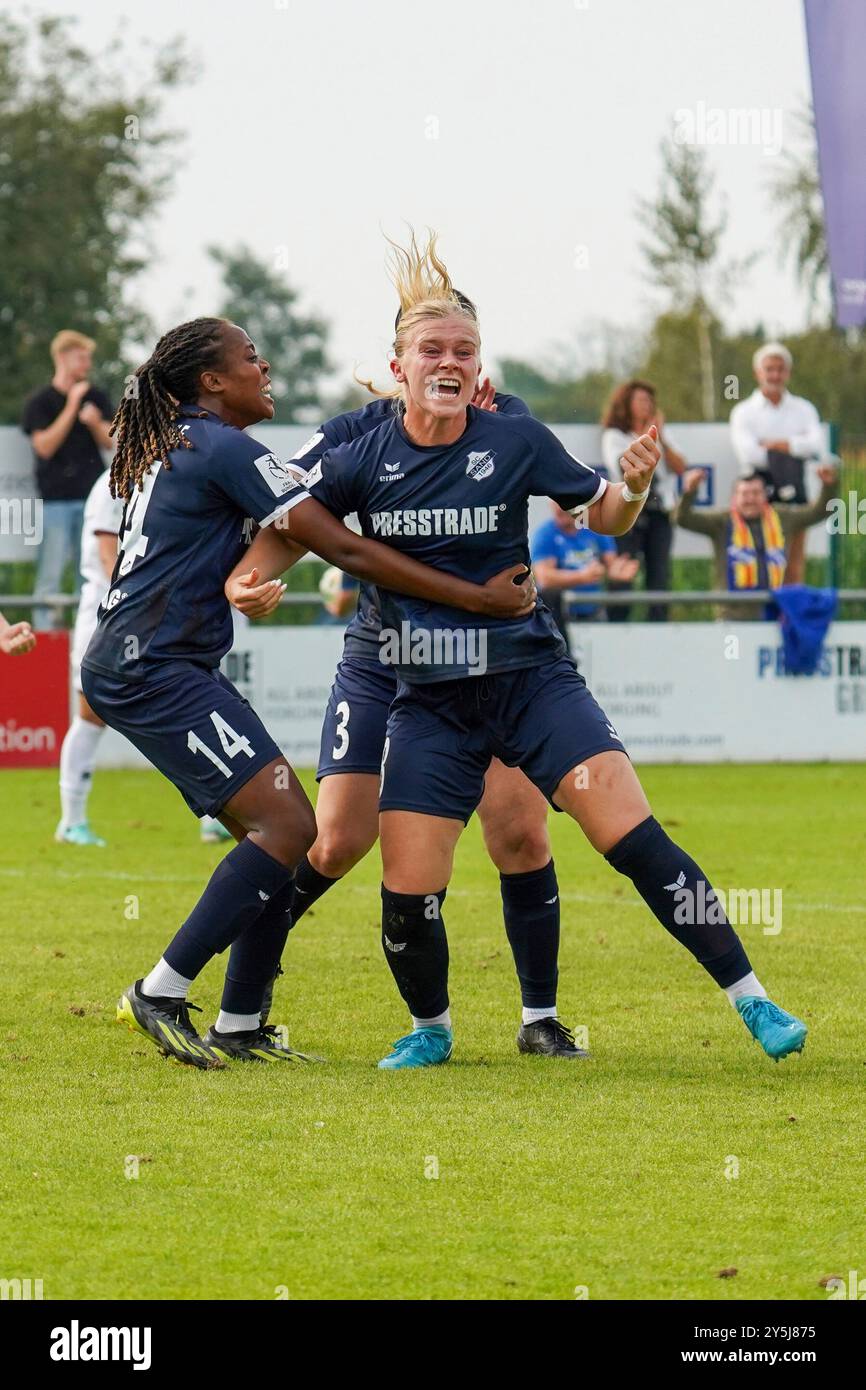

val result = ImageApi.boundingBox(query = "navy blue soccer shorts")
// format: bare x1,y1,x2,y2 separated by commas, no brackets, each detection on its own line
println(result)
317,655,398,780
81,660,284,819
378,654,626,824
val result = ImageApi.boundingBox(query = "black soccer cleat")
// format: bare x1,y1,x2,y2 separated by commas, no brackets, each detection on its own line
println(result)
258,963,284,1028
116,980,225,1069
202,1022,324,1064
517,1017,590,1059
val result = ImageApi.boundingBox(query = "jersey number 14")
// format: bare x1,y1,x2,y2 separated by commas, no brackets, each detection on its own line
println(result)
117,462,162,577
188,711,255,778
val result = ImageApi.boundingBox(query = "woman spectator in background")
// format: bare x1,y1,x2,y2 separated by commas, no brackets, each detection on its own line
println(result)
601,379,687,621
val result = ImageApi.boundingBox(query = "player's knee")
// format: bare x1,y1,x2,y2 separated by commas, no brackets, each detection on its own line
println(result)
312,823,375,877
258,796,317,866
485,819,551,874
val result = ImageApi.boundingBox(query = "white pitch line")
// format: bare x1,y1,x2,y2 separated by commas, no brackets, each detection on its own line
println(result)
0,866,858,915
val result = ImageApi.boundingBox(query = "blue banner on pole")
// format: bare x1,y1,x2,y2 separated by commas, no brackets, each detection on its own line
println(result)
804,0,866,327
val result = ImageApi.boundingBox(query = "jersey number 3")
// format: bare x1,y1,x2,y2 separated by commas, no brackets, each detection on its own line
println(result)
331,700,350,760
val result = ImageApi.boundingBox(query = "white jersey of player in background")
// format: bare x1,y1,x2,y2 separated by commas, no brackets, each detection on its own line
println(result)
71,470,124,692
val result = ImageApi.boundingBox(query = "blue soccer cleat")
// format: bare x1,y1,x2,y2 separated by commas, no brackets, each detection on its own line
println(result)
377,1025,453,1070
54,820,106,847
736,995,807,1060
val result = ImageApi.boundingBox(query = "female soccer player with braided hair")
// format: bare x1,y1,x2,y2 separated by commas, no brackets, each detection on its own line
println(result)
229,279,584,1059
249,235,807,1070
81,316,534,1068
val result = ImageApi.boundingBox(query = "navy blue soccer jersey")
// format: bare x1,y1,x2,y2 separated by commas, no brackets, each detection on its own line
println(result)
83,406,309,680
292,392,530,662
302,406,607,683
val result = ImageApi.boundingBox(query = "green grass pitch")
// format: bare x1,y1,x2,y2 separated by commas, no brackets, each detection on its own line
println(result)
1,764,863,1301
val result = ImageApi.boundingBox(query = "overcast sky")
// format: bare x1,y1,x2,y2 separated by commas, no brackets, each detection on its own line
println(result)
18,0,815,387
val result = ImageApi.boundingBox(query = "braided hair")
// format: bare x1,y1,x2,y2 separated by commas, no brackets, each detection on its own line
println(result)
109,317,228,499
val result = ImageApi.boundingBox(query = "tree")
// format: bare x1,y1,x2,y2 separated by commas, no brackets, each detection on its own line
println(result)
0,14,188,421
640,308,728,421
497,359,617,423
639,134,753,421
767,105,830,327
209,246,331,422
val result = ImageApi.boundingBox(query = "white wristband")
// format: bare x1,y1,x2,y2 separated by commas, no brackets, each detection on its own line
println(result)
621,480,650,503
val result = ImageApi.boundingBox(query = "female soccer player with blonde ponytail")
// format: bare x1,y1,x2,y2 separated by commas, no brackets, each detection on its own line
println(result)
249,233,807,1070
229,261,584,1058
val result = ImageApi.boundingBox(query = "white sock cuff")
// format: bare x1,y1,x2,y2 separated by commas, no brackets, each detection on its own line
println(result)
141,959,193,1000
522,1006,558,1025
724,971,768,1006
215,1010,260,1034
411,1009,452,1031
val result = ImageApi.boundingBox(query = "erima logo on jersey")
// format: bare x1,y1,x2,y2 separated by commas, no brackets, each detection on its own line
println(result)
253,452,302,498
371,505,503,537
384,934,407,953
379,462,404,481
466,450,495,481
664,871,687,892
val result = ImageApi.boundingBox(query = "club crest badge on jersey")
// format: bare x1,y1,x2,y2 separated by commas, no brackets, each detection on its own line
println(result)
254,452,302,497
466,450,495,481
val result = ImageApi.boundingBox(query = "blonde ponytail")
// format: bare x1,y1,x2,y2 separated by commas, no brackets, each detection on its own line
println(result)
355,229,479,400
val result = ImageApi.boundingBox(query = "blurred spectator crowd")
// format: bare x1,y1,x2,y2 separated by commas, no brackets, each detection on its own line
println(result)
531,343,838,629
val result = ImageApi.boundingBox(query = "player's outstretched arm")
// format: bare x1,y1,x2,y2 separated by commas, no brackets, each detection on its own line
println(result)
282,496,535,619
587,426,661,536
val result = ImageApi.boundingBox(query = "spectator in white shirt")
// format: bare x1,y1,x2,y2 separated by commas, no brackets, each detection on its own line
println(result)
729,343,826,583
601,378,687,621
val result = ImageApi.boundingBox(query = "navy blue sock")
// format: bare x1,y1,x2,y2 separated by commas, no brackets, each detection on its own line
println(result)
500,859,560,1009
220,876,296,1016
604,816,751,987
381,886,449,1020
292,855,340,923
163,838,294,981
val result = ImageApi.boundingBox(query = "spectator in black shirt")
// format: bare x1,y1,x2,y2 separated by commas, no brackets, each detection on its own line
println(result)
21,330,114,629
